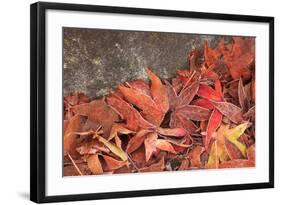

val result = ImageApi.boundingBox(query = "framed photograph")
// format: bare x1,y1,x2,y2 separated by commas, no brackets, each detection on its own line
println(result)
30,1,274,203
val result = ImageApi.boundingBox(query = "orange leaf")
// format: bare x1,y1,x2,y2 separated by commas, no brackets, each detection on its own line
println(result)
64,114,83,156
87,154,103,175
188,146,204,168
103,155,127,171
119,85,164,126
72,99,119,137
144,132,158,162
126,79,150,96
107,96,152,131
108,123,135,141
147,68,169,113
156,139,176,154
127,129,152,153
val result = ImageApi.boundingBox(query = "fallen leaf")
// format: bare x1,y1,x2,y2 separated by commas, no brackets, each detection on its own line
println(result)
98,136,128,161
188,146,204,168
87,154,103,174
156,139,177,154
72,99,119,137
140,156,165,172
127,129,152,154
205,109,222,149
223,123,249,157
64,115,83,156
147,68,169,113
144,132,158,162
212,101,243,123
103,155,127,171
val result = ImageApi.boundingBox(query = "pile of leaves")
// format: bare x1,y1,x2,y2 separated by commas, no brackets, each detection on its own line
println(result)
63,37,255,176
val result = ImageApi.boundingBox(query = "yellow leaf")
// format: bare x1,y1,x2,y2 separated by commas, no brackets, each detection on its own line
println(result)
223,123,248,157
98,136,128,161
206,141,219,169
215,124,230,162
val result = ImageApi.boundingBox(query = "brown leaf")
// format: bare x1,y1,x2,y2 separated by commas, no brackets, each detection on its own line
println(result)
219,159,255,168
176,81,199,107
147,68,169,113
238,78,250,111
76,140,110,155
170,112,198,133
64,114,83,156
103,155,127,171
223,37,255,80
119,85,164,126
212,101,243,123
108,123,135,141
156,139,176,154
140,156,165,172
157,127,187,138
87,154,103,175
144,132,158,162
224,137,244,160
175,105,211,121
72,99,119,137
127,129,152,154
188,146,204,168
178,158,190,170
107,96,152,131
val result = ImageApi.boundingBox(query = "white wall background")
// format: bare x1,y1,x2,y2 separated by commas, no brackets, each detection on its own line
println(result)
0,0,279,204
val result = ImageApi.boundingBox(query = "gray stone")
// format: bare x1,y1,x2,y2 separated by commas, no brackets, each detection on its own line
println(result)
63,27,223,99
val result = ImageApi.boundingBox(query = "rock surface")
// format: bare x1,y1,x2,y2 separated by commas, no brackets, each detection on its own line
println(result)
63,27,223,98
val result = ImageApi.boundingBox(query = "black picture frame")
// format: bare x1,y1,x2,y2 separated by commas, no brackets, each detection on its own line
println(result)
30,1,274,203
